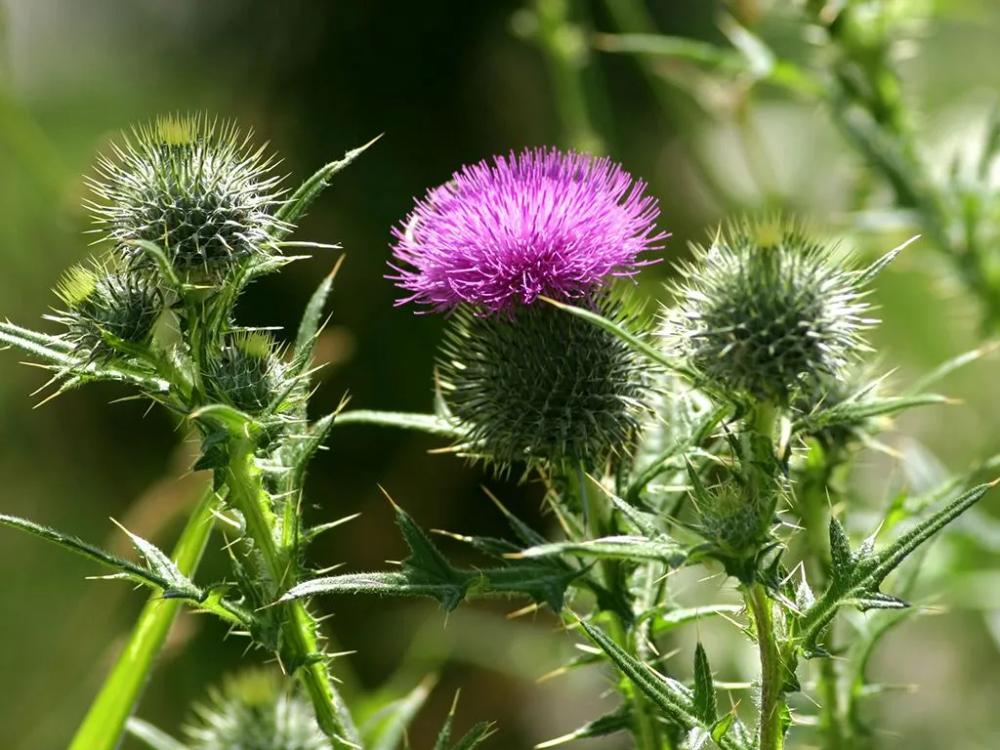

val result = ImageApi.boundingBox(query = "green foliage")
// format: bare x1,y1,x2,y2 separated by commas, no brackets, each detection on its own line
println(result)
0,512,201,600
579,620,748,750
796,482,995,654
512,534,685,566
281,498,581,612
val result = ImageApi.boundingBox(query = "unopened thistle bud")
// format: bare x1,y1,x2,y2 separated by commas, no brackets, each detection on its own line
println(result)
184,670,326,750
666,219,877,405
693,481,774,559
53,261,162,359
438,296,651,472
88,114,285,278
206,332,286,414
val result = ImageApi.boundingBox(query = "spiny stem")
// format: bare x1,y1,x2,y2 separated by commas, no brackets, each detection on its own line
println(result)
226,437,359,749
747,582,786,750
69,486,218,750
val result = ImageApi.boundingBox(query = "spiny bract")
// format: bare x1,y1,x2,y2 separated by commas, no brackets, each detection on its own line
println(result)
666,219,875,405
88,114,286,277
206,332,287,414
184,670,327,750
438,295,652,473
52,261,162,360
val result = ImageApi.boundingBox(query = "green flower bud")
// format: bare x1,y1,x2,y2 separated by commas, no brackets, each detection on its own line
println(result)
53,261,162,359
694,481,773,559
184,670,326,750
206,333,286,415
437,295,653,473
666,218,875,405
88,114,285,278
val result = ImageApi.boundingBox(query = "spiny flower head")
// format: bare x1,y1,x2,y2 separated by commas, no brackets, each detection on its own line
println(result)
88,114,286,278
390,148,664,313
438,294,653,473
665,218,882,405
52,260,162,360
692,479,775,560
184,670,326,750
206,332,287,415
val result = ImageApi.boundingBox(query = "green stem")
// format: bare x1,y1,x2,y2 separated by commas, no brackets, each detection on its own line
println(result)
747,582,786,750
798,444,848,749
68,486,218,750
226,438,359,749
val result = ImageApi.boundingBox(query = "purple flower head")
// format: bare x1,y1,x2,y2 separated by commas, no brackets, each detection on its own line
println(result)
390,148,665,313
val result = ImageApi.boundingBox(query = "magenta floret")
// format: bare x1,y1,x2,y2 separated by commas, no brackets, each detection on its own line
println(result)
390,148,665,313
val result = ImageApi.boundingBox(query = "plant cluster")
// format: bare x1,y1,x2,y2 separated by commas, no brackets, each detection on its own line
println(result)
0,114,994,750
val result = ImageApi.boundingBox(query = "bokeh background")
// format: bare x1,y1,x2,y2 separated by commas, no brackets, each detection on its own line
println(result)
3,1,1000,748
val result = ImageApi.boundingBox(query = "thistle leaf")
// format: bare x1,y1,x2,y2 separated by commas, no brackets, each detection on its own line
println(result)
512,535,686,566
535,704,631,748
0,320,169,392
578,620,747,750
797,482,995,652
0,513,202,600
291,256,344,377
431,693,496,750
113,521,203,600
692,643,717,724
793,393,947,435
649,604,743,637
334,409,466,439
276,136,381,229
450,723,497,750
280,502,578,611
540,296,691,377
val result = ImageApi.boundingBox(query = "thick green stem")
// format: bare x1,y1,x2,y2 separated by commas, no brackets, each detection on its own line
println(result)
68,486,218,750
226,438,359,749
747,583,786,750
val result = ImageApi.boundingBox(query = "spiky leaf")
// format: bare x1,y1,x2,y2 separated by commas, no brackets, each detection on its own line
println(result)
579,620,747,750
797,482,994,652
513,535,685,566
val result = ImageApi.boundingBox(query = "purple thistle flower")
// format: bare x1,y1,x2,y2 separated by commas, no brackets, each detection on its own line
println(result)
389,148,665,313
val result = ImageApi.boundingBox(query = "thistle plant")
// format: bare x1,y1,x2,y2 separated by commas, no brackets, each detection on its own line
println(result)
328,150,993,750
0,117,491,750
0,116,993,749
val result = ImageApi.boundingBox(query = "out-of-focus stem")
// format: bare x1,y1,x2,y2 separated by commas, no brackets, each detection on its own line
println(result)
534,0,603,153
798,444,849,749
581,467,662,750
68,486,218,750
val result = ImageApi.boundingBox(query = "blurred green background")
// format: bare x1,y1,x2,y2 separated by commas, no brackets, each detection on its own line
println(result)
3,1,1000,748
